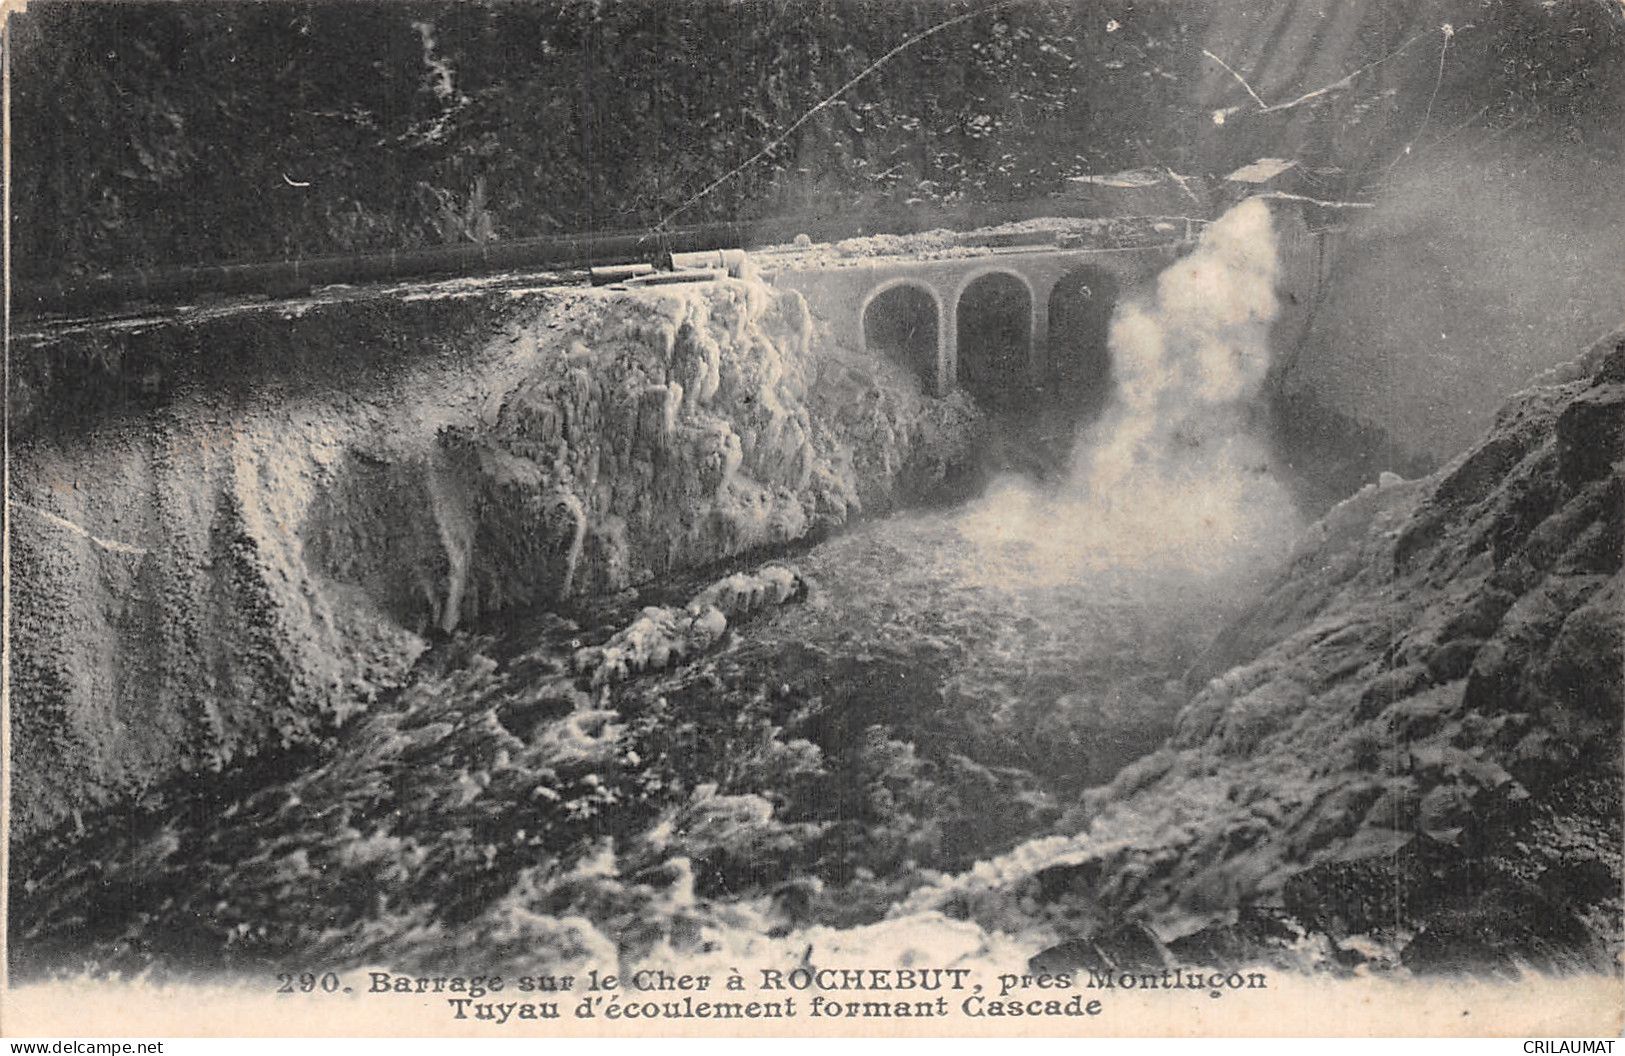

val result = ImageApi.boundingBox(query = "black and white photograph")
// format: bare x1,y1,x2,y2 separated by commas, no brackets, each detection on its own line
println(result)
3,0,1623,1039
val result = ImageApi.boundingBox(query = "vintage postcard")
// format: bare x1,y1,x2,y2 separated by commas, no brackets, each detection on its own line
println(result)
3,0,1623,1041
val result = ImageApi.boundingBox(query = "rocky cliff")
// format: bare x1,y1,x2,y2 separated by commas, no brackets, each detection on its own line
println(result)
916,328,1624,974
10,277,981,839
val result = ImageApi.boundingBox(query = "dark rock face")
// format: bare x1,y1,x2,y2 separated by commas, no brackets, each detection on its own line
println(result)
1267,146,1625,513
933,329,1625,975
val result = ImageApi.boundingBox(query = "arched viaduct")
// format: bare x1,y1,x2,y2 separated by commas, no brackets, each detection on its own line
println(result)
758,211,1331,407
760,244,1183,402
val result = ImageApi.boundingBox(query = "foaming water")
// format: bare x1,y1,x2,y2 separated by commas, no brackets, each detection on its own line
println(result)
957,198,1302,591
9,201,1311,979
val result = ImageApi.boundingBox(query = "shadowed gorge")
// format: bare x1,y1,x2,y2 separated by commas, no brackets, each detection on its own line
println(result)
956,273,1034,409
863,283,941,391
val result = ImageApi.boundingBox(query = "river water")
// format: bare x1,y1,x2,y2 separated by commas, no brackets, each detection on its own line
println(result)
10,201,1303,979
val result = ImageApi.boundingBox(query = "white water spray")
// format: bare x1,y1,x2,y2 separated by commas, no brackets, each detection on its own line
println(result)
958,198,1302,586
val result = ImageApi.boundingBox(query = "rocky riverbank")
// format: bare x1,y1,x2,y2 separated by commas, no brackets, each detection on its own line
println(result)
10,276,982,839
911,328,1625,976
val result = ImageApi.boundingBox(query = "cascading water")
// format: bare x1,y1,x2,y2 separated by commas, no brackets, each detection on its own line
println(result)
960,198,1301,585
10,200,1308,978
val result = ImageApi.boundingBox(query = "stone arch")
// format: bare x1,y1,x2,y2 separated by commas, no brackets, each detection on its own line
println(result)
1046,264,1120,415
861,279,942,391
955,269,1033,408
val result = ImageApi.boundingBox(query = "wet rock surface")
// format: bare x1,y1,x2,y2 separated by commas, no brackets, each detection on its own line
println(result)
915,330,1624,974
573,566,808,689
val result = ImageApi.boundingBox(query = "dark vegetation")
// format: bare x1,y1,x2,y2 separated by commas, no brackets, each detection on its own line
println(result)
10,0,1196,280
11,0,1621,281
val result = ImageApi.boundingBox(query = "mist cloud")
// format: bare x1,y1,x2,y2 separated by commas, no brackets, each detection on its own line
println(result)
958,198,1303,588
